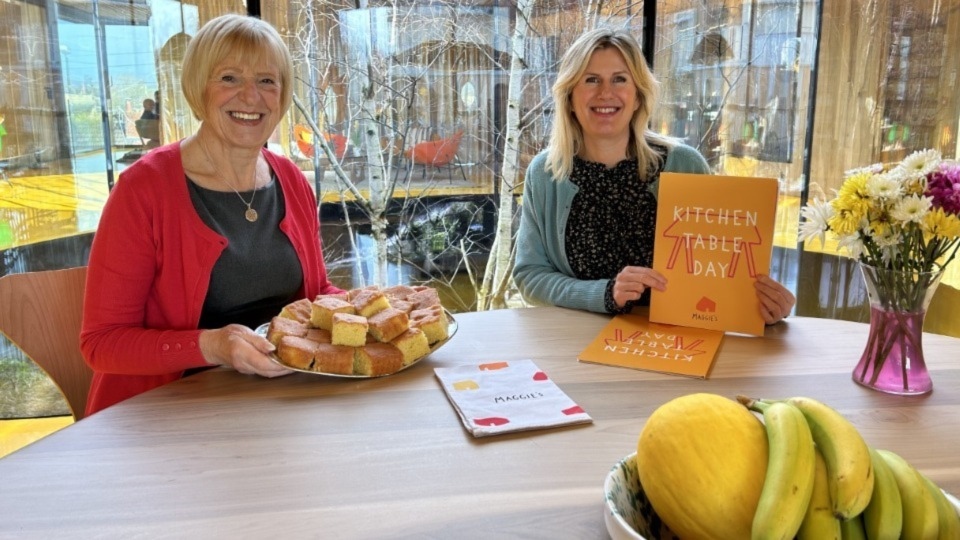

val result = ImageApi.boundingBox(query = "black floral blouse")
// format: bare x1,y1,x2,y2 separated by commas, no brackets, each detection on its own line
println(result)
565,152,666,313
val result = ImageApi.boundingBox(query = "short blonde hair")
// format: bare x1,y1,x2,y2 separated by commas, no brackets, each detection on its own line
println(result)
546,27,675,181
181,14,294,121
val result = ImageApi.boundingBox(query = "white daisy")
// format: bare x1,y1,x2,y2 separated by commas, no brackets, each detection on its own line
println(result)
844,163,884,177
889,194,932,224
865,172,902,200
878,245,906,267
837,232,864,259
895,149,940,178
872,227,901,248
798,198,834,245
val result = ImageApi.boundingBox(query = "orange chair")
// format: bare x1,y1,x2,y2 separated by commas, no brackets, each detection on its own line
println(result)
294,124,348,160
405,130,466,181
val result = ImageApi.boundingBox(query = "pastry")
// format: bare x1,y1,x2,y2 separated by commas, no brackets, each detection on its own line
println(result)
279,298,313,323
266,316,308,347
305,328,332,344
347,286,379,300
407,288,441,310
316,292,349,302
383,285,417,301
351,288,391,318
354,342,403,376
389,299,415,314
409,305,448,344
391,327,431,366
311,296,355,330
277,335,318,370
314,343,355,375
367,307,410,343
331,312,368,347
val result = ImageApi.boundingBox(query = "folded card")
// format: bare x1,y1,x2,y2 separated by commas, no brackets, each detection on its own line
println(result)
434,359,592,437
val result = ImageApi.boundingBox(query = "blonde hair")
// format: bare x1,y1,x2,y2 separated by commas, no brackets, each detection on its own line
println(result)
546,27,675,181
181,14,294,121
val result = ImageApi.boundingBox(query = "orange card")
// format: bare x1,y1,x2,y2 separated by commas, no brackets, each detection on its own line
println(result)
649,173,778,336
578,313,724,378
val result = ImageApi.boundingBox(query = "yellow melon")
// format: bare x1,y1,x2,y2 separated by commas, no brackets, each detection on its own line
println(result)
636,393,768,540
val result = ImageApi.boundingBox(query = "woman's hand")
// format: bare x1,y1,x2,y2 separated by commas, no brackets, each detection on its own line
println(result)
612,266,668,308
754,274,796,325
199,324,293,377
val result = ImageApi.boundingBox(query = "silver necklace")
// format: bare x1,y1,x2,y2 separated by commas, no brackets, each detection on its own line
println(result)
198,138,259,222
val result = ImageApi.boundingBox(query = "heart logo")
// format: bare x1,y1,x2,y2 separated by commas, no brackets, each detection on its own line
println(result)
473,417,510,426
561,405,584,415
532,371,548,381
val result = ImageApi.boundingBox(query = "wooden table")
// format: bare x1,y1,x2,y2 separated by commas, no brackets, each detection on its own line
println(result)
1,307,959,538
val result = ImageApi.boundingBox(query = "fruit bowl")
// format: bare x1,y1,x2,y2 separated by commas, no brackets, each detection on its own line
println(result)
603,452,674,540
603,452,960,540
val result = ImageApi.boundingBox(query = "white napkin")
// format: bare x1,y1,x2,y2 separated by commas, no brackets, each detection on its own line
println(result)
434,359,592,437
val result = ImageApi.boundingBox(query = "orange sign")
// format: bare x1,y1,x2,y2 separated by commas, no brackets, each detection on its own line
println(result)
578,313,724,378
650,173,779,336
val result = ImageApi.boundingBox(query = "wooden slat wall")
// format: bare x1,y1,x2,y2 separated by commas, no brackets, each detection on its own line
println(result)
937,6,960,157
810,0,960,193
809,0,890,194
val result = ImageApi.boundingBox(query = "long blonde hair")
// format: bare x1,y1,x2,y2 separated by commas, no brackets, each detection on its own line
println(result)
546,27,675,180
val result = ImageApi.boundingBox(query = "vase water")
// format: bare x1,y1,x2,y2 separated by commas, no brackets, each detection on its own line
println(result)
852,263,944,395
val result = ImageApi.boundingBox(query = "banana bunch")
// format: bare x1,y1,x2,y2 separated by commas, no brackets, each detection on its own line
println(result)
737,395,960,540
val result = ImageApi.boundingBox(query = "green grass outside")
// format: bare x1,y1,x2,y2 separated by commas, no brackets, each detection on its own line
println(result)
0,356,70,419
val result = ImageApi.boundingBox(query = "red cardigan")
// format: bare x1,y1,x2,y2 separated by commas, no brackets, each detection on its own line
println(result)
80,143,341,415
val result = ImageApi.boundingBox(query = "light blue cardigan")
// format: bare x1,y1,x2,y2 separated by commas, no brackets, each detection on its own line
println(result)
513,144,710,313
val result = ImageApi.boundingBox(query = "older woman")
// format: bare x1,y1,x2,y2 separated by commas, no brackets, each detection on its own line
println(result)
513,27,795,322
81,14,342,415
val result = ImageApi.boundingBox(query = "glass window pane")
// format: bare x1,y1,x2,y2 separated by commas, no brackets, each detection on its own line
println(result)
652,0,817,310
803,1,960,326
0,0,245,429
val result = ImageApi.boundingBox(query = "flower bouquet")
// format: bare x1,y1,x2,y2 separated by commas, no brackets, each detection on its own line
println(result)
799,149,960,394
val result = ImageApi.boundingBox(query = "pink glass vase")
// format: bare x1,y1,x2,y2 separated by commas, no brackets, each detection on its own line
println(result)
852,263,944,395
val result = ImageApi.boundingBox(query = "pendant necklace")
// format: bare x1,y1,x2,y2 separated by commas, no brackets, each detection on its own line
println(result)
199,138,259,222
222,178,258,222
238,190,259,223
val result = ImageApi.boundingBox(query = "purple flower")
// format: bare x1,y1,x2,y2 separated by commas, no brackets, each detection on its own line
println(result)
926,162,960,215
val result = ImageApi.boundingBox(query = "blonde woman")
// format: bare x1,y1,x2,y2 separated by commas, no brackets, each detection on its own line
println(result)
82,15,342,415
513,27,795,322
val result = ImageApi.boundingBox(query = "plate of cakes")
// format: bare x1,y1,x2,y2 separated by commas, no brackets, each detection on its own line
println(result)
256,285,457,378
